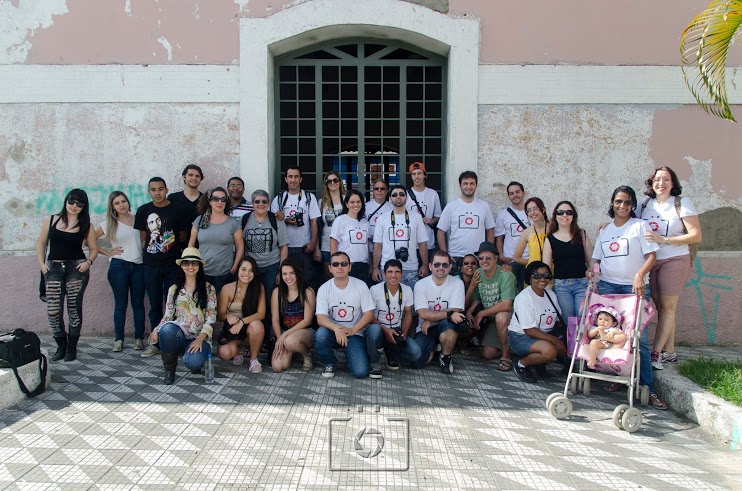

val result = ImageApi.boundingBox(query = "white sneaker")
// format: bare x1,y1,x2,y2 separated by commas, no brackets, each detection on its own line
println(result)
249,359,262,374
303,353,313,371
141,344,160,358
233,354,244,366
112,340,123,352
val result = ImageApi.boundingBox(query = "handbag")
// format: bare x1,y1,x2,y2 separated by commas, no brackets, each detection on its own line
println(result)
0,329,48,398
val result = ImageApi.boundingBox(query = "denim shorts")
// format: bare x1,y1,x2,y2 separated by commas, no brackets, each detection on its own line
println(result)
507,331,539,357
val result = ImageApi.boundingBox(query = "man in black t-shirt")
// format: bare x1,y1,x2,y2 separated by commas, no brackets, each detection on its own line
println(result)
167,164,204,249
135,177,189,357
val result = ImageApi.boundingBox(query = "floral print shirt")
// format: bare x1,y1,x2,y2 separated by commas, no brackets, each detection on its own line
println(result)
156,284,217,340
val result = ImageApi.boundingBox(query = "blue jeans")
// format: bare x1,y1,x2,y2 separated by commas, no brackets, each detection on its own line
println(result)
381,327,423,367
401,270,419,291
205,272,233,295
143,263,178,333
596,280,655,394
411,319,467,369
158,322,211,371
314,324,383,378
553,277,588,320
260,261,280,302
108,259,145,341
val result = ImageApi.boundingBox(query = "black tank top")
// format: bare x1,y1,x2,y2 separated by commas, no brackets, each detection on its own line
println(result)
48,217,86,261
547,234,585,279
280,295,305,331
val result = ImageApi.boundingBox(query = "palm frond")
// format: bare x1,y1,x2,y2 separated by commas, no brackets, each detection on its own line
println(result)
681,0,742,122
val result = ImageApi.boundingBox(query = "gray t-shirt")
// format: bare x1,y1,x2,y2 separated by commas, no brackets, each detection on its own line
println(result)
192,215,240,276
242,213,288,268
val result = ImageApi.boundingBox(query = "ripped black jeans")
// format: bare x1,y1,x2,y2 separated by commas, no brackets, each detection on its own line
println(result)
45,259,90,338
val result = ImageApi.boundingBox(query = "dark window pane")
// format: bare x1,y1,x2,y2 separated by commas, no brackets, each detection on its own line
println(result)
366,83,382,101
425,66,443,83
322,84,339,100
298,102,315,118
383,66,400,83
341,84,357,100
279,66,296,82
296,50,339,60
380,48,426,60
322,66,339,82
364,44,385,57
408,102,423,118
365,101,381,118
280,83,297,100
298,138,315,154
383,84,400,100
407,84,424,101
280,101,296,118
298,119,315,136
425,101,442,118
298,83,314,100
407,120,423,136
341,138,357,151
281,138,297,154
298,155,315,168
280,119,297,137
341,119,358,136
384,138,400,152
298,66,315,81
341,101,358,118
365,66,381,83
424,155,441,172
337,44,358,57
425,120,441,137
407,155,424,166
383,120,399,136
408,138,423,154
323,119,340,136
425,173,442,193
340,66,357,82
323,101,339,118
425,138,441,154
366,120,381,136
323,138,340,154
382,102,399,118
425,84,442,101
281,155,295,169
407,66,424,83
366,139,381,152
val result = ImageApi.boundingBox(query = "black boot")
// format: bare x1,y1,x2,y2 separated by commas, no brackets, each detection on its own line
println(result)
64,335,79,362
52,336,67,361
161,352,178,385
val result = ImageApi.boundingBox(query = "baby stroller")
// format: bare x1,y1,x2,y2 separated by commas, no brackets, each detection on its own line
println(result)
546,282,656,433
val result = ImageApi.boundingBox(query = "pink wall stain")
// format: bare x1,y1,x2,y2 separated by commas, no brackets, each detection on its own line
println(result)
650,105,742,199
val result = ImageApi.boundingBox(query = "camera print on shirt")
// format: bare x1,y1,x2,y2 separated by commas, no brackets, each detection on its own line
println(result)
428,297,448,312
146,212,175,254
378,305,403,331
508,221,526,237
600,236,630,258
387,225,411,247
245,228,272,254
348,227,367,245
458,211,480,229
538,307,559,330
642,214,669,236
331,301,356,325
410,202,428,219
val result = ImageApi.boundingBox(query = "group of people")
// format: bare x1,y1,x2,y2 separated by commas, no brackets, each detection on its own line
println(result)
37,162,701,411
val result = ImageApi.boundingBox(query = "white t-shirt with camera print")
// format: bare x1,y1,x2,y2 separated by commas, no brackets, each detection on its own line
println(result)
316,276,376,337
330,215,370,264
370,282,414,333
508,286,561,335
639,196,697,260
413,274,465,332
405,186,442,247
270,190,321,248
373,210,427,271
437,198,495,258
592,217,660,286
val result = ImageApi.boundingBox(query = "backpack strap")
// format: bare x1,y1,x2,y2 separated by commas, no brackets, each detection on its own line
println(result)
407,188,424,218
673,197,688,234
507,207,528,230
5,354,48,398
242,211,278,233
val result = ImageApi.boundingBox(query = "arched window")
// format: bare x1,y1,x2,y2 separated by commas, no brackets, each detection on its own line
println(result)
275,40,446,199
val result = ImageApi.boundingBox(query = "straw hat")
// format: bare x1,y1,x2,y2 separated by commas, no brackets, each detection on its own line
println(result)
175,247,206,266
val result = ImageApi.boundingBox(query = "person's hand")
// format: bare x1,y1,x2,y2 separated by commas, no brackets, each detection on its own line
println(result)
500,255,513,265
275,333,287,351
226,315,240,325
596,222,608,234
149,329,159,344
305,243,315,255
275,272,280,286
275,211,285,221
470,270,481,289
230,265,237,275
419,264,429,277
372,268,382,283
229,320,243,335
272,340,286,359
77,261,90,273
421,320,431,335
550,337,567,357
474,312,486,329
632,273,646,298
313,248,322,262
423,216,432,225
187,338,204,353
40,264,49,274
466,312,478,330
382,327,397,345
449,312,465,324
500,263,512,273
111,246,124,256
644,229,665,244
334,328,349,347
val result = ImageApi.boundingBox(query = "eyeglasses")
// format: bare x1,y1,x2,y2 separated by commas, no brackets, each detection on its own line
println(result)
462,261,478,266
613,199,632,207
228,183,244,188
253,199,268,205
67,198,85,208
331,261,349,267
477,256,494,262
555,209,574,216
432,262,450,269
653,177,672,183
181,260,200,267
526,207,540,214
326,178,340,184
390,192,406,198
373,187,387,191
210,196,228,203
531,272,553,280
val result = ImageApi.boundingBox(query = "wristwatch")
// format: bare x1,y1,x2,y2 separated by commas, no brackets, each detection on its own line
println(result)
663,237,669,245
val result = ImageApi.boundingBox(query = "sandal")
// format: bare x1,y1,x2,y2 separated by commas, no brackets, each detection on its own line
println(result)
649,393,669,410
604,382,623,393
497,357,513,372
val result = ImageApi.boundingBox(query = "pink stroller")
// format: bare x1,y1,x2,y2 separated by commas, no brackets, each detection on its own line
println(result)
546,282,656,432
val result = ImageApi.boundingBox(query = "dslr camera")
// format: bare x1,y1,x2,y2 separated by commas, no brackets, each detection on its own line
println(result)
393,333,407,347
292,212,305,227
395,247,409,262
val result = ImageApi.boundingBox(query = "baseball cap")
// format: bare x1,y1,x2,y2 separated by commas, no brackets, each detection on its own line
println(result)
408,162,426,174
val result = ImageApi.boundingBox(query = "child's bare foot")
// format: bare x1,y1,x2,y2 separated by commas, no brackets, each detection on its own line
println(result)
587,360,597,368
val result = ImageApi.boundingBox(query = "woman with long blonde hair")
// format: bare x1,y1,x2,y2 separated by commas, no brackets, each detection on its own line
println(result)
315,170,346,280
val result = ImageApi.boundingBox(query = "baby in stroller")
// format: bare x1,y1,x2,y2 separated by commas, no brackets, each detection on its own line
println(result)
586,306,627,368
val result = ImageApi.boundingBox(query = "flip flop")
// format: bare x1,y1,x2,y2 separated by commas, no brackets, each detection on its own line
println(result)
497,357,513,372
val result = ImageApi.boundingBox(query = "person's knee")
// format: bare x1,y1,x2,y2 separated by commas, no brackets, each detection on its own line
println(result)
350,362,370,378
314,327,332,346
542,344,557,361
217,343,237,360
481,347,501,360
495,312,511,329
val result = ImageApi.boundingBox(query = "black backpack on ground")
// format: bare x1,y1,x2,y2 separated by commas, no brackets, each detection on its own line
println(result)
0,329,48,398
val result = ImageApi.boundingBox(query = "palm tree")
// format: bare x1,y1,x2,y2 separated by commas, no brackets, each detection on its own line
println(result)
681,0,742,122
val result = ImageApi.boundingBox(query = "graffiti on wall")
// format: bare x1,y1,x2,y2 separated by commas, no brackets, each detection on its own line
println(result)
686,258,733,344
36,184,150,216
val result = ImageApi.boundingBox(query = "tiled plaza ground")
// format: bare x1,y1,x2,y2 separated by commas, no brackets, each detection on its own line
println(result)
0,337,740,490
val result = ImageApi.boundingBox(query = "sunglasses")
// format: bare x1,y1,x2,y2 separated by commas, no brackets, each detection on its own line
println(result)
477,255,494,262
181,260,200,267
462,261,478,266
555,209,574,216
373,187,387,191
253,199,268,205
390,192,406,198
432,262,450,269
210,196,228,203
326,178,340,184
331,261,349,267
613,199,632,207
531,272,553,280
67,198,85,208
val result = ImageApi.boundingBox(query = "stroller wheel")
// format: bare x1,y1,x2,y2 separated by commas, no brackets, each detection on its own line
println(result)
621,407,643,433
548,396,573,420
582,378,591,397
613,404,629,429
639,385,650,406
570,377,578,395
545,392,562,410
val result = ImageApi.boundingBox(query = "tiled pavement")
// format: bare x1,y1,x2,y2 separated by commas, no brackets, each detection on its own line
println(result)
1,337,740,491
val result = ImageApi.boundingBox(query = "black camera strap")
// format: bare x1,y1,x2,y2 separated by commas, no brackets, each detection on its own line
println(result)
384,283,403,327
390,210,411,247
